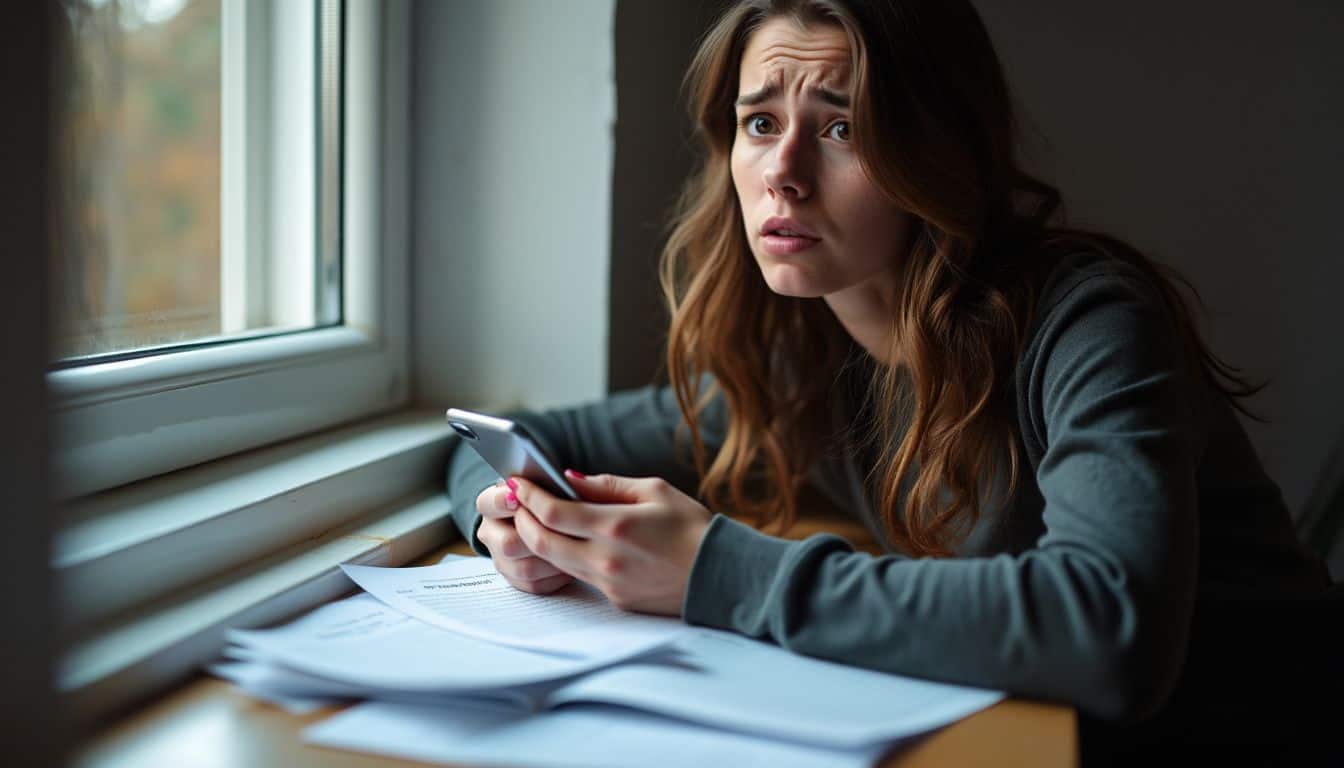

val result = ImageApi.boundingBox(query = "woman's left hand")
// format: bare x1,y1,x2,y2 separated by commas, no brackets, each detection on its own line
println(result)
509,471,712,616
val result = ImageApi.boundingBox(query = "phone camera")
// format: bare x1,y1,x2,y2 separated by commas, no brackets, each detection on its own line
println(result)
449,422,479,441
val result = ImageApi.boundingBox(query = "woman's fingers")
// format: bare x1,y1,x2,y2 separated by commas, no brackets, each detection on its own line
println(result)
510,478,609,538
507,572,573,596
563,470,645,504
519,473,710,615
479,516,576,594
498,554,566,583
513,475,672,551
514,507,593,579
480,520,568,582
477,516,531,559
476,481,519,520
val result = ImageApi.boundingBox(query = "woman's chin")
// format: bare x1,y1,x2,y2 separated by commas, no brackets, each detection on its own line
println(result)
760,264,824,298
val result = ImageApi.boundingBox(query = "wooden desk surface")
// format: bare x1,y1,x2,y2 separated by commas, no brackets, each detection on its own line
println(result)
77,517,1077,768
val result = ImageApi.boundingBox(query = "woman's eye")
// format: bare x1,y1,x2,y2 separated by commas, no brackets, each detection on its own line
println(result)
744,115,777,137
826,120,851,142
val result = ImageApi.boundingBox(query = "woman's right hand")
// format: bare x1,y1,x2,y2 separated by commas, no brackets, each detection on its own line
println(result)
475,480,575,594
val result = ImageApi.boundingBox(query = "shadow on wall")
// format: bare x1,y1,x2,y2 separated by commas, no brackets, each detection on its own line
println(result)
608,0,726,392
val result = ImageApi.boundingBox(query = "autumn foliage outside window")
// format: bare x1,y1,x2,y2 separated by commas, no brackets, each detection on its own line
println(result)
55,0,225,360
53,0,336,364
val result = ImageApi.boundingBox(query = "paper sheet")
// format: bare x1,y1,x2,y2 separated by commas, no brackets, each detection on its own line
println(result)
545,628,1006,749
341,557,685,658
209,661,338,715
227,593,669,692
304,700,888,768
209,656,528,711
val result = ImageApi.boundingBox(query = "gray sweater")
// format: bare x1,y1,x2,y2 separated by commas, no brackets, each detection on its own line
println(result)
446,252,1328,723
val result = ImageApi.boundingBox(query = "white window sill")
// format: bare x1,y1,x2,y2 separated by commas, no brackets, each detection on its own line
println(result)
57,409,462,724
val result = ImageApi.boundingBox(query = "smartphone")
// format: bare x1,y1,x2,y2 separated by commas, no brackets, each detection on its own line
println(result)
446,408,580,500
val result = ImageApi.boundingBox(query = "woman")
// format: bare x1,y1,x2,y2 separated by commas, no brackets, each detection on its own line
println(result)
447,0,1329,735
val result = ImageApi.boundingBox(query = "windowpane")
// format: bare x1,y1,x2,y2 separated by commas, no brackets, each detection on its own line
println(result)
53,0,340,364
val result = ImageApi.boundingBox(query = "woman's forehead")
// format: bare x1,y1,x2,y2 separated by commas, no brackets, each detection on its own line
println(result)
738,17,851,96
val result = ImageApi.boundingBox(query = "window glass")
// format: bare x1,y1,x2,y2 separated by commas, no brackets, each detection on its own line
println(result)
53,0,339,364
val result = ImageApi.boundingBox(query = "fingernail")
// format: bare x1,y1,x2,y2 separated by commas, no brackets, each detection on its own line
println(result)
506,478,518,491
565,468,586,479
505,491,518,510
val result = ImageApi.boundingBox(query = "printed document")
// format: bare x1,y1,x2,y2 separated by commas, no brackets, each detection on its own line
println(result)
227,593,669,693
226,597,1002,750
221,552,1005,764
341,558,685,658
542,628,1006,748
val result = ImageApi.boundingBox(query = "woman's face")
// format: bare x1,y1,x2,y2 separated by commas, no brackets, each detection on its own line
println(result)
730,17,911,301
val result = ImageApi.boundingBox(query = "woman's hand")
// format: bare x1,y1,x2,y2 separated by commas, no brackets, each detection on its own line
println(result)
475,481,575,595
510,471,712,616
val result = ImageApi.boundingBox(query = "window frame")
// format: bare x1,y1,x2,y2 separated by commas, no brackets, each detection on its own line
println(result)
48,0,408,500
221,0,337,335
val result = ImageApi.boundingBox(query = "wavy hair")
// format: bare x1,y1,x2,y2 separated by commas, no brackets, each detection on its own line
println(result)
662,0,1261,556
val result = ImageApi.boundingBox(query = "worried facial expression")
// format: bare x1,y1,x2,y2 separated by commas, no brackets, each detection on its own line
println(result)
730,18,911,301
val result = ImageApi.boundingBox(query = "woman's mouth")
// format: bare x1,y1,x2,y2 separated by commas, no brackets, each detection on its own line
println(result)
760,231,820,255
759,217,820,255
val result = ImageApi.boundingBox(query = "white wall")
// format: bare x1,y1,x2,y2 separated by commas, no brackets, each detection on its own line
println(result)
975,1,1344,519
411,0,615,411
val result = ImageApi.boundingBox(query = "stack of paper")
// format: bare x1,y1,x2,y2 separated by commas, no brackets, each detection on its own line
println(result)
216,555,1005,767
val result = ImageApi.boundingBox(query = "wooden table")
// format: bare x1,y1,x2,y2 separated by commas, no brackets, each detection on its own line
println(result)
77,516,1078,767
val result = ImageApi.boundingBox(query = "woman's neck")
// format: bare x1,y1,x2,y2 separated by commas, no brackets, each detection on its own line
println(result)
824,272,898,364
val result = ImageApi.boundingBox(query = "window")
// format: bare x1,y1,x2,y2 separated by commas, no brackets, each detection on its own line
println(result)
55,0,339,361
50,0,409,498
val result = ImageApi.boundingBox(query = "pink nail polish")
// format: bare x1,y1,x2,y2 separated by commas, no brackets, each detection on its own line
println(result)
506,491,518,508
565,469,586,479
506,478,518,491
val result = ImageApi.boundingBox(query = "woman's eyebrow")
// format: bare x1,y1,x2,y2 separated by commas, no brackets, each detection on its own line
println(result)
735,83,779,107
814,87,849,108
735,83,850,109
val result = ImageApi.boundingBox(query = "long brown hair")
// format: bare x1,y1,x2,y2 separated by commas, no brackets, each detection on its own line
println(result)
662,0,1261,556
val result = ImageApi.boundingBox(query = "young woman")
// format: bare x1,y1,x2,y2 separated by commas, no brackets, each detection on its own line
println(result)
446,0,1329,733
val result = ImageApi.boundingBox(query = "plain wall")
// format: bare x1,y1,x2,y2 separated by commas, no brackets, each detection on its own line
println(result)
606,1,1344,529
411,0,616,411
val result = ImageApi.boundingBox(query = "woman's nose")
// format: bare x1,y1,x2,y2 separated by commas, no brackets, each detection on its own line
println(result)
762,129,812,201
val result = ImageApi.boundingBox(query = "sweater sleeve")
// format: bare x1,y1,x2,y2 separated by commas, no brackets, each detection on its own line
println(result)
447,381,727,556
683,272,1203,723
